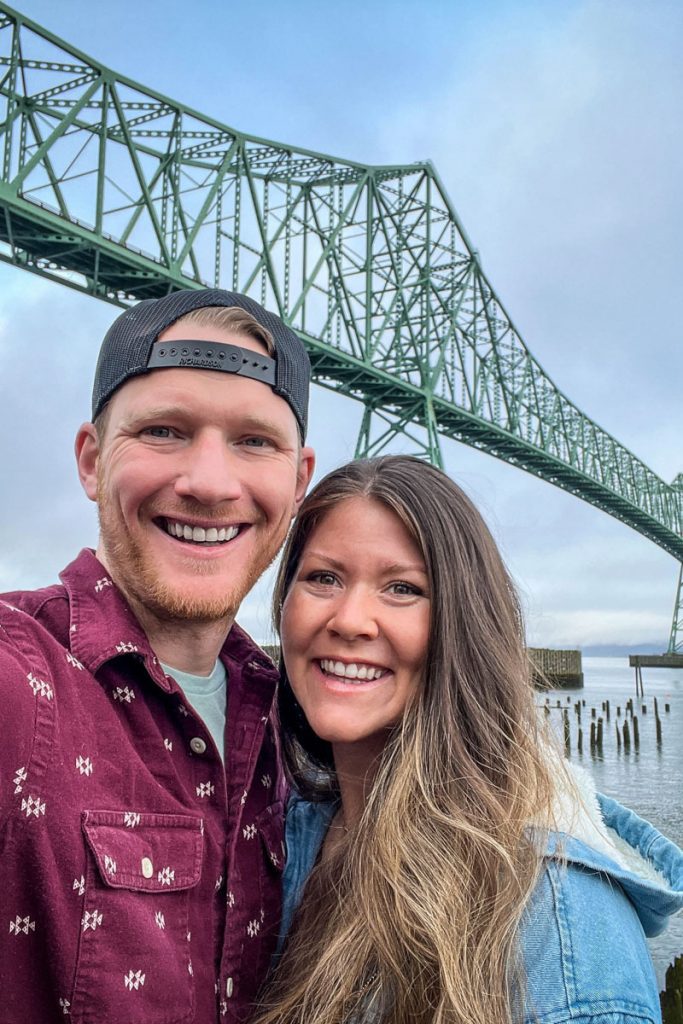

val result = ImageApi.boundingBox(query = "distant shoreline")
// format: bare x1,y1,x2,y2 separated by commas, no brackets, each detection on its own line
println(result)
561,644,668,658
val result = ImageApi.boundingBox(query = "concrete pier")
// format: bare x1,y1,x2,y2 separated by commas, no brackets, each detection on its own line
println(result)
529,648,583,689
629,653,683,697
628,654,683,668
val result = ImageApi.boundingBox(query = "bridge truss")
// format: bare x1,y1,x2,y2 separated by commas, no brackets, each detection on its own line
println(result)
0,4,681,649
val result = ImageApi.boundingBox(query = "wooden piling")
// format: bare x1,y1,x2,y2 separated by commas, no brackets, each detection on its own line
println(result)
660,954,683,1024
623,719,631,751
590,722,596,752
616,723,621,750
597,717,603,753
633,716,640,750
656,715,663,745
577,727,583,754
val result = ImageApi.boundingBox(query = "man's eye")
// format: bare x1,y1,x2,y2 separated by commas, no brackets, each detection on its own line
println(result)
143,426,172,438
241,437,270,448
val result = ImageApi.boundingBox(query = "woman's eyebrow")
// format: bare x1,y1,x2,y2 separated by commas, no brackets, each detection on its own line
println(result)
301,552,426,575
381,562,428,575
301,552,345,571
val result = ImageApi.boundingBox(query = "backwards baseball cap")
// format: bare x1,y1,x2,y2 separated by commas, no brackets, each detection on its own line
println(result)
91,288,311,439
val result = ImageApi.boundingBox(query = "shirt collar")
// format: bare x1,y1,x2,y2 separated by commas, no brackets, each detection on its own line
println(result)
60,549,155,675
60,549,278,698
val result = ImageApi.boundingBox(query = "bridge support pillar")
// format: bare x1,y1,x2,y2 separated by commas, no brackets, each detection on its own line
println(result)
355,400,444,467
668,563,683,654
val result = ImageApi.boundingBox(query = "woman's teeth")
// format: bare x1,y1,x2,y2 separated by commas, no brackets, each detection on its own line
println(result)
320,659,386,682
165,521,239,543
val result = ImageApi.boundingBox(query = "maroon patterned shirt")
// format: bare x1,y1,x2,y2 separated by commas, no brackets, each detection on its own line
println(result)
1,549,286,1024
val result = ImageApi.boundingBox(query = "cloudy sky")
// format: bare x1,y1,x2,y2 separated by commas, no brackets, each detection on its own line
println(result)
1,0,681,649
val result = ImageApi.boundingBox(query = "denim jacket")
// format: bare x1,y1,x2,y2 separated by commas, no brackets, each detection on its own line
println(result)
280,775,683,1024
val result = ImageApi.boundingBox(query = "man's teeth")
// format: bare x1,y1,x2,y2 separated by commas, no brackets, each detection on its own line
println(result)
166,521,239,543
320,659,386,681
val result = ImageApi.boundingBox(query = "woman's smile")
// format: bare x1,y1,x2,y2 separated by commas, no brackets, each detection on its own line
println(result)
319,658,388,682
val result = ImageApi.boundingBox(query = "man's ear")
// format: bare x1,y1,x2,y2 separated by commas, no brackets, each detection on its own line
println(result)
75,423,100,502
293,445,315,513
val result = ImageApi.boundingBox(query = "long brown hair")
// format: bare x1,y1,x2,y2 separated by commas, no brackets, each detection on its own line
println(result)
260,455,554,1024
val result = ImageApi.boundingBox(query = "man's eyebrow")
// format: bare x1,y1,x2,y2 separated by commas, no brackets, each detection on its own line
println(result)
233,412,293,440
124,405,188,423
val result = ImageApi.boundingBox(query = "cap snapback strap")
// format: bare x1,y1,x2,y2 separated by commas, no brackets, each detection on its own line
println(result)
147,339,276,385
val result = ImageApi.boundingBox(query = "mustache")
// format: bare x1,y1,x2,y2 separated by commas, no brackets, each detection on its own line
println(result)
147,501,250,523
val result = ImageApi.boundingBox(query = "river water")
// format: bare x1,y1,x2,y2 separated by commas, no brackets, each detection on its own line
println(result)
540,656,683,988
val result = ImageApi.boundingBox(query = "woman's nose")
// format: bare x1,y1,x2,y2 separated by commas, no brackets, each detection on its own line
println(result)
326,589,379,641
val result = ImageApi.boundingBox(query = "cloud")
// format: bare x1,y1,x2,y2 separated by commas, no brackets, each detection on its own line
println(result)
531,607,670,648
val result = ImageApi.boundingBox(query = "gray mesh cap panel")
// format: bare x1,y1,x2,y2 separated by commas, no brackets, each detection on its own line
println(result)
91,288,311,439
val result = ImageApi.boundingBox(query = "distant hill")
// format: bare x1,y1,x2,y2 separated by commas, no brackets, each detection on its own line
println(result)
579,642,668,657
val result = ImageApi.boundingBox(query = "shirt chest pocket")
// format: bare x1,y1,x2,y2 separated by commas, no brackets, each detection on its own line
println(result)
70,810,203,1024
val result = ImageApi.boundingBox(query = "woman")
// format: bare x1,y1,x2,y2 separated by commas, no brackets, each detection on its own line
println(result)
258,456,683,1024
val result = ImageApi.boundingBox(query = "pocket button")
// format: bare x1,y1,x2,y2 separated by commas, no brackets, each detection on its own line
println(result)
190,737,207,755
141,857,154,878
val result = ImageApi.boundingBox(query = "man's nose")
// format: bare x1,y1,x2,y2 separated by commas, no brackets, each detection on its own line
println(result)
326,588,379,642
173,433,243,505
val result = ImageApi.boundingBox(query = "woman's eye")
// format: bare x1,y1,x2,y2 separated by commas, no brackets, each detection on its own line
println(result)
308,571,339,587
388,581,422,596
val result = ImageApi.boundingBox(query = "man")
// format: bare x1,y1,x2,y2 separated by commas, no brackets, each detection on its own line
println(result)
1,289,315,1024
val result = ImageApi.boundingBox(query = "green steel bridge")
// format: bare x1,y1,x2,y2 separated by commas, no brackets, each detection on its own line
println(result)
0,4,681,652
